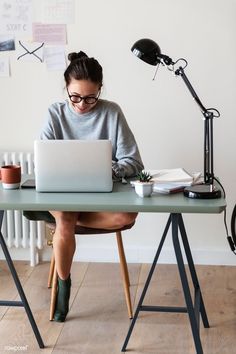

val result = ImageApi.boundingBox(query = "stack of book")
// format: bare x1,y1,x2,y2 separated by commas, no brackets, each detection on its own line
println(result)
148,168,202,194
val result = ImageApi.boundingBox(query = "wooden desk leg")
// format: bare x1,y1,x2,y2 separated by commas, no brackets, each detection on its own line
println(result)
0,211,44,349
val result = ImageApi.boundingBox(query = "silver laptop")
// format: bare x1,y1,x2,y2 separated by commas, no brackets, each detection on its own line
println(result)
34,140,113,192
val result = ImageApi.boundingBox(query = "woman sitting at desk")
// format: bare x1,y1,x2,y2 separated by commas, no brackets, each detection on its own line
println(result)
40,51,144,322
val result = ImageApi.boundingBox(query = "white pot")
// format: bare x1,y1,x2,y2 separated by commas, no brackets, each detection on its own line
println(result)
133,181,154,197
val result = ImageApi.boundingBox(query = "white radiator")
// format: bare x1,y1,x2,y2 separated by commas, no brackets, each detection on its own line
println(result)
0,152,45,266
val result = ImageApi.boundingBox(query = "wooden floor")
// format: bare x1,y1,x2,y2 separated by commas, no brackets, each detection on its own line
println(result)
0,261,236,354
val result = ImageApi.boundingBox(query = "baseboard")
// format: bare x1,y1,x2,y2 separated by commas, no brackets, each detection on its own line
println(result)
1,245,236,266
71,245,236,265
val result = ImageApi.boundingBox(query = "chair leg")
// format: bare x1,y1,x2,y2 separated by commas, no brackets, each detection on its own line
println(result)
49,256,58,321
48,252,55,288
47,225,55,288
116,231,133,319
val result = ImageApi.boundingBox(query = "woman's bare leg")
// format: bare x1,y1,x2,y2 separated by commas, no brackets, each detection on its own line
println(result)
49,211,78,280
50,211,137,278
48,210,137,322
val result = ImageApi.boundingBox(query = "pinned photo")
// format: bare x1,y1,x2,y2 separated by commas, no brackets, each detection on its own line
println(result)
0,34,15,51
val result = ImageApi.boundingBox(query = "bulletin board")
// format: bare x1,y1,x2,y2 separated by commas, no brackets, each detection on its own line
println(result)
0,0,72,76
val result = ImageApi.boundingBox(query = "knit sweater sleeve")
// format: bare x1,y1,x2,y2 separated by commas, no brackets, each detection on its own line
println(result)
112,106,144,178
39,103,66,139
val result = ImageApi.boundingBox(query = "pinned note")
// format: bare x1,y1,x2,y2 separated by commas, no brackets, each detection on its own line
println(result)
32,23,67,45
0,57,10,77
44,46,66,71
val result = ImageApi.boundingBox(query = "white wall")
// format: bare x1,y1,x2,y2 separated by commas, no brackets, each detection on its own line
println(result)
1,0,236,265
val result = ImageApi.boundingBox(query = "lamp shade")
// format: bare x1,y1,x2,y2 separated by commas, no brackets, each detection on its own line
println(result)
131,38,161,66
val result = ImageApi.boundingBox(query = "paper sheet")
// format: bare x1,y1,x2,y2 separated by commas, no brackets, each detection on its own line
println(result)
0,0,33,38
32,23,67,45
42,0,75,24
0,57,10,77
44,46,66,71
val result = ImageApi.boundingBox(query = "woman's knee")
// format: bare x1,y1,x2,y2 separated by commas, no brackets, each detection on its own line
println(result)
49,211,78,234
113,212,137,229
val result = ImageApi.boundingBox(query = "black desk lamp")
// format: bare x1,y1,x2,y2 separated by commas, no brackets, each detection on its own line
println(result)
131,38,221,199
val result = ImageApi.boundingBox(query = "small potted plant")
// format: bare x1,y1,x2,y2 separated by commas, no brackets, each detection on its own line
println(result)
133,171,154,197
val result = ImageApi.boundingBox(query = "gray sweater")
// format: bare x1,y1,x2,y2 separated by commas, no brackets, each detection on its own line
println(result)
40,99,144,178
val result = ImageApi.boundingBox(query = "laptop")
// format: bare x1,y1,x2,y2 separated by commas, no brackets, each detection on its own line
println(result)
34,140,113,192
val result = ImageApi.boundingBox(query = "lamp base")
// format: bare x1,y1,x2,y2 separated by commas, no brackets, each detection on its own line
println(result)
184,184,221,199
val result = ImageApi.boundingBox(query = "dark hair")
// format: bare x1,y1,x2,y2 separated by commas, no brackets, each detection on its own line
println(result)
64,51,103,87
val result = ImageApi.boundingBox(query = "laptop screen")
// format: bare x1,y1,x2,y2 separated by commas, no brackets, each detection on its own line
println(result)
34,140,113,192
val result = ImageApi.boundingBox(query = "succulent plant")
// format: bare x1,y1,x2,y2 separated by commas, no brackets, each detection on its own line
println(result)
136,171,153,182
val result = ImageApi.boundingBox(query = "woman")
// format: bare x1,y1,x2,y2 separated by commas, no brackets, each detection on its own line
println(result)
41,51,144,322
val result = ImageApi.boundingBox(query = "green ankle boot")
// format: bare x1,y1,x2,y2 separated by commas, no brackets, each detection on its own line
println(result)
53,275,71,322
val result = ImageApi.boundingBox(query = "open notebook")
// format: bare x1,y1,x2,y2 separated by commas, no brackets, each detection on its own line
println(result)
149,168,200,184
34,140,113,192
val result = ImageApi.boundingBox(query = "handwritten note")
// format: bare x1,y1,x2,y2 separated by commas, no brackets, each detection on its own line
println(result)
0,0,33,38
32,23,67,45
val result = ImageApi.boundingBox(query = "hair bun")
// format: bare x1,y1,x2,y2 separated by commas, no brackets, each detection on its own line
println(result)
68,51,88,62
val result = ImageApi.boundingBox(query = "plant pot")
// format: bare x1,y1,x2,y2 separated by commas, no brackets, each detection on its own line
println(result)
133,181,154,197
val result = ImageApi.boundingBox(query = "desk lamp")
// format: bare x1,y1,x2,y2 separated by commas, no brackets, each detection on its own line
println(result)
131,38,221,199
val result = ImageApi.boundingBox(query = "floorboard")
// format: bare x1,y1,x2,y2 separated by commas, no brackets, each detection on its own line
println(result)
0,261,236,354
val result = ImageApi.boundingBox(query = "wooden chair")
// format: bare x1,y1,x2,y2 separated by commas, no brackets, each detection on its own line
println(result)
23,211,133,320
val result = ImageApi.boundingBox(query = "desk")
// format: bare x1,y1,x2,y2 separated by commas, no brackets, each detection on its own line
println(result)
0,181,226,352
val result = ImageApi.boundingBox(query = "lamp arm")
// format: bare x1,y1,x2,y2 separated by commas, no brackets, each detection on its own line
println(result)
175,66,208,115
174,66,214,185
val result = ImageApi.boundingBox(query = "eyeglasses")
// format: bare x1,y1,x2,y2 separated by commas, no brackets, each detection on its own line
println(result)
67,88,100,105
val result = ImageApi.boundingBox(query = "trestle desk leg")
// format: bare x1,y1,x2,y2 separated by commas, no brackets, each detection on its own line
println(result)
0,211,44,349
121,215,172,352
172,213,203,354
122,213,208,354
178,214,209,328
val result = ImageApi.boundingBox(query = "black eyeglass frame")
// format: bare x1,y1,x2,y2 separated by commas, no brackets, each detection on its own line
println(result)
66,88,100,105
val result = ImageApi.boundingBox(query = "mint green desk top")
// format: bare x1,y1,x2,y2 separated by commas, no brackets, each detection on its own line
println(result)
0,179,226,214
